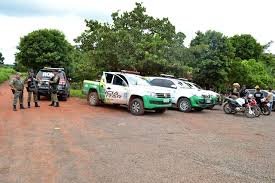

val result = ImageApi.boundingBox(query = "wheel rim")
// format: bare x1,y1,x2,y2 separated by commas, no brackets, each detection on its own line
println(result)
132,101,141,113
180,100,189,111
89,94,96,105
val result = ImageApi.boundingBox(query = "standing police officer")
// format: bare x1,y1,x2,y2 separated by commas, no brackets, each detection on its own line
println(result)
25,69,40,108
9,72,25,111
49,69,60,107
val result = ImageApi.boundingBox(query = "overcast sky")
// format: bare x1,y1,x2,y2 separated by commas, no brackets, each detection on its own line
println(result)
0,0,274,64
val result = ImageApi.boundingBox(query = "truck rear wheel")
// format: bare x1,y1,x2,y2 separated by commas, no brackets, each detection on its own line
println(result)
129,98,145,115
88,91,100,106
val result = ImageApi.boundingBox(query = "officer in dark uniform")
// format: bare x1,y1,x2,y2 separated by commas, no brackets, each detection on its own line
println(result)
9,72,25,111
25,69,40,108
49,69,60,107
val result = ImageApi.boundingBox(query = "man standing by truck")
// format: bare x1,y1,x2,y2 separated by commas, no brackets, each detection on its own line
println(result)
49,69,60,107
25,69,40,108
9,72,25,111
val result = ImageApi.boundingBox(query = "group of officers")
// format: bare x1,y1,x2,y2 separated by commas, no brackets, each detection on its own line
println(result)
9,69,61,111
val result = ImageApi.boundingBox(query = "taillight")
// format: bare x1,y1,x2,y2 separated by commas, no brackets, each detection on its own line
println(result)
59,80,66,85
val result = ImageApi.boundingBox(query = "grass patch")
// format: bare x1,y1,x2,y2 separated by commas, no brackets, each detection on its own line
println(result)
70,89,86,98
0,67,16,84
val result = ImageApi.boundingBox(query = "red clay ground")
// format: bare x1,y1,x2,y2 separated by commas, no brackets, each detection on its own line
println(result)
0,80,274,183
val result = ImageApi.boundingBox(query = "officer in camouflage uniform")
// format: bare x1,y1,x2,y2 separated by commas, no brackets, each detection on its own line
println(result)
9,72,25,111
25,69,40,108
49,70,60,107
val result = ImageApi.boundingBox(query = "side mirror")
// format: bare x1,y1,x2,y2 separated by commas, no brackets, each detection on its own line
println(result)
171,85,177,89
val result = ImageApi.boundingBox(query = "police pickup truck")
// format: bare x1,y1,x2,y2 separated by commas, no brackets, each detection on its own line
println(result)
147,75,216,112
82,71,172,115
36,67,71,101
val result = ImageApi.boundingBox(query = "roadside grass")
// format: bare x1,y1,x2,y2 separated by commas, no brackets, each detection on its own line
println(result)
70,89,86,99
0,67,16,84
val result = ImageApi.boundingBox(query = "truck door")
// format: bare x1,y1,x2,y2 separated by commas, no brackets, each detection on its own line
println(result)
109,74,128,104
102,73,114,104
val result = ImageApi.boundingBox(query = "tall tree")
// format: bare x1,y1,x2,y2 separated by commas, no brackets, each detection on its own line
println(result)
75,2,190,77
15,29,72,72
190,30,235,90
0,52,4,65
230,34,263,60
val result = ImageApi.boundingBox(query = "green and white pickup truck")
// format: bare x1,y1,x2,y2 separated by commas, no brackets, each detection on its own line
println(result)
82,71,172,115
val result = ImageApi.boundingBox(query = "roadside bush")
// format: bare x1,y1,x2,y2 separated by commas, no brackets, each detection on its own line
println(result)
0,67,16,84
70,89,85,98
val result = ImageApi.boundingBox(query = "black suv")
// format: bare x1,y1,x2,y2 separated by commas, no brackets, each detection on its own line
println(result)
36,67,70,101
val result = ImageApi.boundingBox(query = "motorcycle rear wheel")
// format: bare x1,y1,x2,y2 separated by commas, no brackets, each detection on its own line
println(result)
262,106,271,116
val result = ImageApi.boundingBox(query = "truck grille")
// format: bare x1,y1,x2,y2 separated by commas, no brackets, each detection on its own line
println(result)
156,93,171,98
202,94,210,98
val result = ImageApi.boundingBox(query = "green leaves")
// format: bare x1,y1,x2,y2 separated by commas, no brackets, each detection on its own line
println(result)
15,29,72,72
75,2,189,79
0,52,4,65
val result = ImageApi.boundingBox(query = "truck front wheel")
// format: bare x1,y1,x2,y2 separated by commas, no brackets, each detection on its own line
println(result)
129,98,145,115
88,91,100,106
178,98,192,112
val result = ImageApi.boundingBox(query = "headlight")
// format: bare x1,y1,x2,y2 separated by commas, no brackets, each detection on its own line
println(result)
150,92,157,97
146,91,157,97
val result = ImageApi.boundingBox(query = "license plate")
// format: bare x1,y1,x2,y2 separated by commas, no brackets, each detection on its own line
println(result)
206,99,211,103
163,99,170,103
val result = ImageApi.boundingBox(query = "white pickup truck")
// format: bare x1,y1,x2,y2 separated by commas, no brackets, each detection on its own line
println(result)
147,76,216,112
82,71,172,115
180,80,221,109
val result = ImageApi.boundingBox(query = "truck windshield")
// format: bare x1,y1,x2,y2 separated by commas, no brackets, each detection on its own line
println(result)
127,76,151,86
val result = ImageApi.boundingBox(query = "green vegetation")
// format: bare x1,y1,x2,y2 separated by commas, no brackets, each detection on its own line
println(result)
70,89,85,98
14,3,275,92
0,67,16,84
0,52,4,65
15,29,73,73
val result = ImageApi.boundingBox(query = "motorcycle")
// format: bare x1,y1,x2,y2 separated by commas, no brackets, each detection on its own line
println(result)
259,98,271,116
223,96,257,118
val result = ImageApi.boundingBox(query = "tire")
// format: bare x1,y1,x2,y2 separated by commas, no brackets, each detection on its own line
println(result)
253,106,261,117
178,98,192,112
223,103,232,114
62,95,68,101
244,107,256,118
155,108,166,114
194,108,204,112
262,106,271,116
129,98,145,115
88,91,100,106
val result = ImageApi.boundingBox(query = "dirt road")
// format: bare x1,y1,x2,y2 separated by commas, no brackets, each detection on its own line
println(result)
0,80,274,183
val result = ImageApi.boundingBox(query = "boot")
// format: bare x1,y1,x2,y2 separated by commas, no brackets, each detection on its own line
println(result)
28,102,31,108
49,101,54,106
54,102,60,107
20,104,25,109
35,102,40,107
13,105,17,111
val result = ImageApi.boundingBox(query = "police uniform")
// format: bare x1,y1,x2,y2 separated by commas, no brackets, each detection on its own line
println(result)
9,76,25,111
25,72,40,108
49,72,60,107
